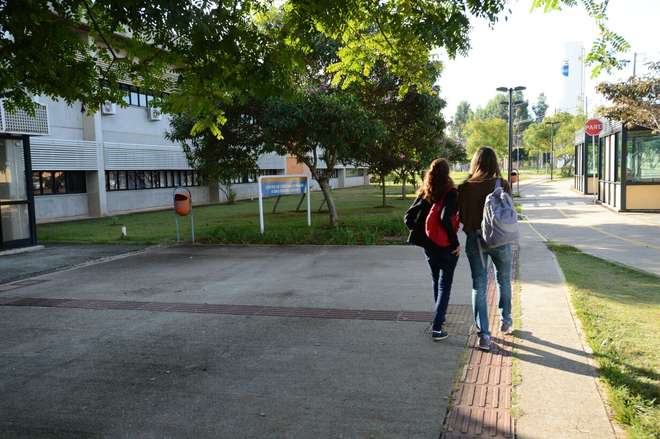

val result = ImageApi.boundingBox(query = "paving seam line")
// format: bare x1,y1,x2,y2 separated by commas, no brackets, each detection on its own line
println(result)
0,246,155,287
521,221,621,438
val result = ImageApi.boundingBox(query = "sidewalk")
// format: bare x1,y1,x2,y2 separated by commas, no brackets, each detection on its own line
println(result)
515,220,617,438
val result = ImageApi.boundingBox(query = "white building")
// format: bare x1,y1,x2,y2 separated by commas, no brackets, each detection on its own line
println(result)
559,42,586,115
28,94,368,223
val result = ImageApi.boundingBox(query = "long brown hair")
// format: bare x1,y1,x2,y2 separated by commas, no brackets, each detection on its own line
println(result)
418,158,454,203
467,146,501,181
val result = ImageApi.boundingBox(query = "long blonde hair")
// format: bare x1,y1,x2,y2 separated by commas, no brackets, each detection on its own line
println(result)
418,158,454,203
467,147,501,182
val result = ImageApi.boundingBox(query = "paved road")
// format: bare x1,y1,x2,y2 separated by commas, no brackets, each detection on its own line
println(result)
0,245,474,439
518,178,660,276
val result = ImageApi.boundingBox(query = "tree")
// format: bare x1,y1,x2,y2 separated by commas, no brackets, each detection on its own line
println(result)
597,61,660,133
475,95,509,120
465,118,508,158
2,0,628,121
532,93,549,122
262,92,384,226
450,101,474,145
167,100,264,203
523,112,585,173
475,90,529,122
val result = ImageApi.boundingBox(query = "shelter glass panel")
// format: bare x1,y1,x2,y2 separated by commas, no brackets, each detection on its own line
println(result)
626,132,660,182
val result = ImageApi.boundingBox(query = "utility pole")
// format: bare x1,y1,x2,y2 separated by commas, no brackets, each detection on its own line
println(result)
546,121,561,181
497,85,526,183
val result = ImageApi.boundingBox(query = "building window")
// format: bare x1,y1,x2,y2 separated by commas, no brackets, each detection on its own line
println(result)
626,132,660,182
346,168,365,177
32,171,86,196
615,132,622,182
258,169,284,176
105,170,202,191
118,84,166,108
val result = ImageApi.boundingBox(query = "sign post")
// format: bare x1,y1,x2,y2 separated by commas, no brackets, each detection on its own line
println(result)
585,118,603,202
258,175,311,234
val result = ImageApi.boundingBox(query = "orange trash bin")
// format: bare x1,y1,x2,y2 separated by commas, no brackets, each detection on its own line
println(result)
174,191,191,216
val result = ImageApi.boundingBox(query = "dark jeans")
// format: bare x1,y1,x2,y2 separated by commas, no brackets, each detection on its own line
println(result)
424,248,459,331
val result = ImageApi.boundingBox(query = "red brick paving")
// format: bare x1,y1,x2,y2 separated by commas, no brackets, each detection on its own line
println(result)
440,249,518,439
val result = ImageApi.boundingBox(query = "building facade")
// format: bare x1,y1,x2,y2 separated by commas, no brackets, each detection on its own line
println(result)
30,95,368,223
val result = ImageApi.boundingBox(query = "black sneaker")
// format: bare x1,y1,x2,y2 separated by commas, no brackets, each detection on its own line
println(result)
432,329,449,341
478,335,492,351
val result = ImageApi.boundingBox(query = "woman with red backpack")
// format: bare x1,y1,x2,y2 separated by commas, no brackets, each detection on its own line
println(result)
404,158,460,341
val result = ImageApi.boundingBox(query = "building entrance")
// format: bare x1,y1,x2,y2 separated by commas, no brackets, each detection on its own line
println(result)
0,136,36,250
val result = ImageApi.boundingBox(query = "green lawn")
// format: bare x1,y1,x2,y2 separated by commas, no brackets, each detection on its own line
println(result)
39,184,425,245
549,244,660,439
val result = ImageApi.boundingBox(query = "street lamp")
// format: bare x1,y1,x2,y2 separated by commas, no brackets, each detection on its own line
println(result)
545,120,561,181
497,86,526,183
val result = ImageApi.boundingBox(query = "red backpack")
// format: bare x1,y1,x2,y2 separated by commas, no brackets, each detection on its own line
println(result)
425,189,460,247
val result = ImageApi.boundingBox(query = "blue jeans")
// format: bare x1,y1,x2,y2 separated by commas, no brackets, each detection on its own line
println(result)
424,248,459,330
465,233,513,336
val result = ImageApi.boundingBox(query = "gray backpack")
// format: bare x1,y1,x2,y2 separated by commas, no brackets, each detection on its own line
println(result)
481,179,519,248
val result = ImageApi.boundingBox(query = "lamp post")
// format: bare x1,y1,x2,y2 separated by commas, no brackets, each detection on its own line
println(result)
545,120,561,181
497,86,526,183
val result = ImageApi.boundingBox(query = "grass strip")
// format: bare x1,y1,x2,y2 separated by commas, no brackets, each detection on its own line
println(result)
548,243,659,439
38,185,421,245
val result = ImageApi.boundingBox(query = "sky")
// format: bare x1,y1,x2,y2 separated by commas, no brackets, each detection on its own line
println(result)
436,0,660,121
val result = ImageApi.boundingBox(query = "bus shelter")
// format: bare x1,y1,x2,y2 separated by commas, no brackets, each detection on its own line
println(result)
598,123,660,211
0,101,49,250
573,129,599,195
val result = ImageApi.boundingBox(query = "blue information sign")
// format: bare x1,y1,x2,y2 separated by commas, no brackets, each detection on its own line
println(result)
261,176,308,197
258,175,311,233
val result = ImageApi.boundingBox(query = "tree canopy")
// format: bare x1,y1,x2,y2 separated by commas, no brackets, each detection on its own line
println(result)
532,93,549,123
1,0,629,124
597,61,660,133
465,118,508,158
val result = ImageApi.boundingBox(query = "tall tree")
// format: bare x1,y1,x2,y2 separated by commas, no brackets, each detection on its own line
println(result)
597,61,660,133
475,94,509,120
532,93,549,122
262,92,384,226
352,61,446,205
465,118,508,158
450,101,474,145
167,100,264,203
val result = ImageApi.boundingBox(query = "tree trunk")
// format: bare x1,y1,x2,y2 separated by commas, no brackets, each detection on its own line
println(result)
400,172,406,200
381,174,387,207
318,178,338,226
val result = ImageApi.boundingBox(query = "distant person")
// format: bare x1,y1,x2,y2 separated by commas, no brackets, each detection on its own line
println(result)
404,158,460,341
458,147,514,351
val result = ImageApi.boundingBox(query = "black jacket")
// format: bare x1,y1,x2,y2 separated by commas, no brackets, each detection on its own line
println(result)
404,191,459,251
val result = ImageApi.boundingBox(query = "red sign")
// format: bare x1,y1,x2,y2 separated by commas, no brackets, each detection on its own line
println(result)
585,119,603,136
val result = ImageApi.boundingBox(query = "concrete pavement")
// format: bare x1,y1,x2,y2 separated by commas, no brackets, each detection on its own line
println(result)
0,245,473,438
515,222,617,439
518,178,660,276
0,244,145,284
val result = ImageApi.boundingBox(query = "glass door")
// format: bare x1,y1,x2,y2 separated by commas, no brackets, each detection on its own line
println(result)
0,137,34,249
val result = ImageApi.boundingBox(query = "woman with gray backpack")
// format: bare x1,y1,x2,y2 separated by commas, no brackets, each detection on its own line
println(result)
458,147,518,352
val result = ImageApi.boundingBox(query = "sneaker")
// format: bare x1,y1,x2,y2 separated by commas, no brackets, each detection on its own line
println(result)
500,321,513,335
432,329,449,341
478,335,491,351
